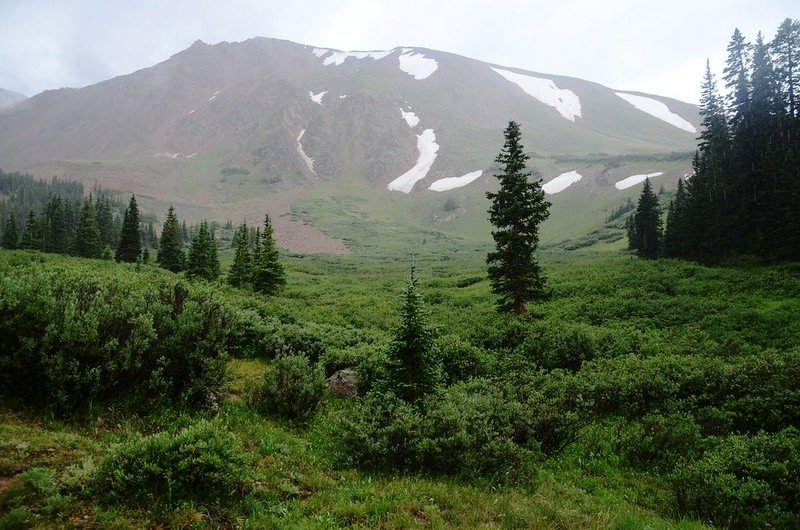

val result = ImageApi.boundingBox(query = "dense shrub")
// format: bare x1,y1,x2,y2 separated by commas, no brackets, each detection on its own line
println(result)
96,421,249,505
0,255,229,412
618,413,704,471
332,391,424,469
673,428,800,528
261,322,327,362
252,355,327,420
437,334,495,384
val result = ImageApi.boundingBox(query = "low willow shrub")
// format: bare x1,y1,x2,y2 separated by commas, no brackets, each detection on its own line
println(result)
618,413,704,471
252,355,327,420
672,428,800,528
95,420,249,505
0,254,229,412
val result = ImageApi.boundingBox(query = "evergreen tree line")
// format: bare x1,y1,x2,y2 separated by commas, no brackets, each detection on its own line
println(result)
662,19,800,262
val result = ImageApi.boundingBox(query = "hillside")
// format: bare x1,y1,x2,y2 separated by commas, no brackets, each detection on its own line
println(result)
0,38,700,251
0,89,26,109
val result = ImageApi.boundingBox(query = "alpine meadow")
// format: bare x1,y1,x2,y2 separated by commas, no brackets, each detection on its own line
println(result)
1,7,799,530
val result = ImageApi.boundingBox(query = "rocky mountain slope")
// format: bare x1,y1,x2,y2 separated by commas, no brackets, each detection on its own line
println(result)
0,38,700,252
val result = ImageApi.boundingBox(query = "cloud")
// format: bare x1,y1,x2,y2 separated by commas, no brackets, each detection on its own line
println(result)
0,0,797,102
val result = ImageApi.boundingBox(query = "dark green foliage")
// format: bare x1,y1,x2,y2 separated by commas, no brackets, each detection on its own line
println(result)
673,428,800,529
251,214,285,295
627,178,661,259
228,221,252,288
2,210,18,249
252,355,327,420
156,205,184,272
115,195,141,263
0,252,230,412
19,211,42,250
436,334,494,384
71,197,102,258
186,221,219,281
96,420,249,505
486,121,550,314
383,266,441,403
618,413,704,471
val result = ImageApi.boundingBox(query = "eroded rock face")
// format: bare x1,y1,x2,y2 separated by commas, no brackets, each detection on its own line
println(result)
328,369,359,397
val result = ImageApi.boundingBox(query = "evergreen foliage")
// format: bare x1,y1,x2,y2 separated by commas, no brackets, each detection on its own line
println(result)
19,211,41,250
228,222,252,288
627,178,662,259
664,19,800,263
186,221,220,281
156,205,185,272
486,121,551,314
384,266,441,403
251,213,285,295
116,195,141,263
1,210,18,249
71,197,102,258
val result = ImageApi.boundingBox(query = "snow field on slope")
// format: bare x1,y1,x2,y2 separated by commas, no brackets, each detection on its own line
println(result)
398,51,438,80
428,170,484,191
296,129,317,174
491,68,581,122
614,172,663,190
388,129,439,193
309,91,328,104
400,108,419,127
615,92,697,133
320,50,393,66
542,170,583,194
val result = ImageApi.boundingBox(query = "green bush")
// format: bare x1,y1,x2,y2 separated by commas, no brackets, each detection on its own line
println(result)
252,355,327,420
437,334,495,384
261,322,327,362
0,255,229,412
673,428,800,528
95,420,249,505
618,413,704,471
319,342,389,394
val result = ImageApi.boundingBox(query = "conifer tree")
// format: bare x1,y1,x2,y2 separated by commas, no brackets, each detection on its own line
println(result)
486,121,550,314
628,178,662,259
2,211,18,249
228,222,252,288
385,265,440,403
252,213,285,295
96,197,115,250
43,195,67,254
157,205,185,272
116,195,141,263
187,221,219,281
664,179,689,258
19,211,42,250
72,197,102,258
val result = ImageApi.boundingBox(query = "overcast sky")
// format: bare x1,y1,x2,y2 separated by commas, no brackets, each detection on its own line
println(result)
0,0,797,103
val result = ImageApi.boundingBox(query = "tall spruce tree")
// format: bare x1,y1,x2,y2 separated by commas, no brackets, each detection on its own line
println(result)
228,222,252,288
157,205,185,272
96,197,115,250
71,197,102,258
19,211,42,250
43,195,67,254
628,178,662,259
2,211,18,249
187,221,219,281
664,179,689,258
252,213,285,295
116,195,141,263
486,121,550,314
384,265,441,403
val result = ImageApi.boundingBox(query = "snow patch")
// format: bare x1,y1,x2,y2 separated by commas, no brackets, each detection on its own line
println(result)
187,109,196,115
296,129,317,175
208,95,217,102
309,90,328,104
186,153,197,158
155,152,180,159
491,68,582,122
398,51,438,80
614,172,664,190
429,170,483,192
400,108,419,127
339,94,347,99
615,92,697,133
312,48,329,58
542,171,583,194
388,129,439,193
322,50,392,66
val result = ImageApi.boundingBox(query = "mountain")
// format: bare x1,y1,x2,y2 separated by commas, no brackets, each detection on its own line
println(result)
0,88,26,109
0,38,699,253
